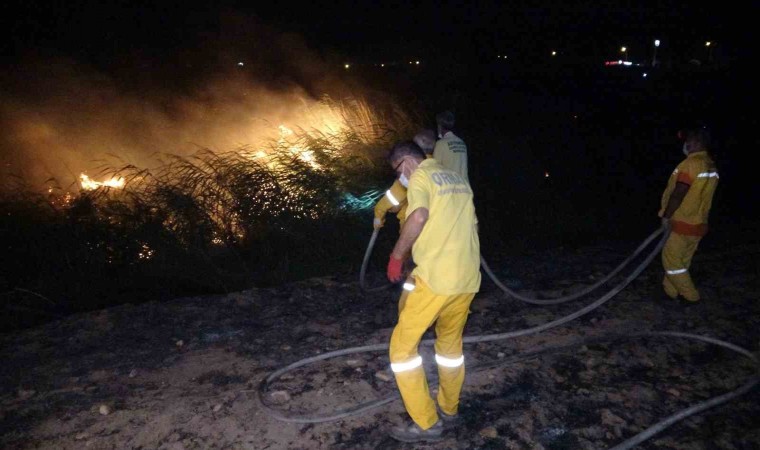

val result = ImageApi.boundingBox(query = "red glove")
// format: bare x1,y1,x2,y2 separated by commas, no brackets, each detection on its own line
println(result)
387,255,404,283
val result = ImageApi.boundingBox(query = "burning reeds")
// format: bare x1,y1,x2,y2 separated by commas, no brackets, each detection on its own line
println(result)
0,96,421,329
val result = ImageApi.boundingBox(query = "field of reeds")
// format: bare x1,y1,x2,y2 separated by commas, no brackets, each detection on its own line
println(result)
3,64,752,332
0,96,423,331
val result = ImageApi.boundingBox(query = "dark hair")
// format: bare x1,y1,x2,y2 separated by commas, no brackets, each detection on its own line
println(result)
413,129,436,153
388,140,425,164
684,127,711,149
436,110,455,130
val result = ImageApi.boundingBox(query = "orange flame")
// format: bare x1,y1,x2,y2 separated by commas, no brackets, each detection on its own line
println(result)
80,174,125,190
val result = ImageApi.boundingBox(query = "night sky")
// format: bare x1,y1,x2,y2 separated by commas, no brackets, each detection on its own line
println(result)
1,1,753,70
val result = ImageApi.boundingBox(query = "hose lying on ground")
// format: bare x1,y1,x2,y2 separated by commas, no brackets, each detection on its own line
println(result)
480,226,664,305
361,226,662,305
257,331,758,449
261,226,759,448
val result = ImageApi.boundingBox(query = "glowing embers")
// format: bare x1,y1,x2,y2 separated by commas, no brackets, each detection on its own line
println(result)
46,189,75,208
278,125,319,169
200,95,351,171
80,173,125,190
138,242,155,260
246,123,327,170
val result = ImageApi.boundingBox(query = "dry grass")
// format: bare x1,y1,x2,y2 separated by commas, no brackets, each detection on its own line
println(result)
0,96,422,328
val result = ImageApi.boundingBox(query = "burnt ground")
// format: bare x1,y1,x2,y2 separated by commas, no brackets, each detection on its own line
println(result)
1,224,759,450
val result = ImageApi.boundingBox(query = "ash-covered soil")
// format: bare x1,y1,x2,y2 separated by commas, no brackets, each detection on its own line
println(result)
1,227,759,450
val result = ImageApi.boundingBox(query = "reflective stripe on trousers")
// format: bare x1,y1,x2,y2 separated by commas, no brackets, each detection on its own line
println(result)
391,356,422,373
398,278,415,315
435,354,464,368
662,232,702,301
389,277,475,429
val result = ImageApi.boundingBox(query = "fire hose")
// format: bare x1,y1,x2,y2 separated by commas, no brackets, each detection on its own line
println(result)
361,226,663,303
258,225,759,449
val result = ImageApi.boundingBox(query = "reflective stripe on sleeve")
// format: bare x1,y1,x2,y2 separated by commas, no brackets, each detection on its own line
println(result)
390,356,422,373
697,172,719,178
435,354,464,368
667,268,688,275
403,282,415,291
385,190,400,206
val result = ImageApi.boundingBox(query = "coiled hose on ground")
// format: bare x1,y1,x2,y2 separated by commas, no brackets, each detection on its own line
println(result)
259,226,759,449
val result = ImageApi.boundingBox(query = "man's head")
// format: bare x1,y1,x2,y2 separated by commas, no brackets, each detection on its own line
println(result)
681,127,711,155
413,129,436,155
436,110,455,137
388,140,426,187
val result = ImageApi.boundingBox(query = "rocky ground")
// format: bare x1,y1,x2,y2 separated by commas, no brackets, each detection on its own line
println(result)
1,226,759,450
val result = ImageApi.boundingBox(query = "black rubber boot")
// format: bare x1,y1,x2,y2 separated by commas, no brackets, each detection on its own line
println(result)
389,420,444,443
437,406,460,427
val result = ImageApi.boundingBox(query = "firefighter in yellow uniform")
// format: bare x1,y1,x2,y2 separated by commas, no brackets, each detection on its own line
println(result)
384,140,480,442
373,130,437,314
373,179,409,231
433,110,469,184
373,129,437,231
658,127,719,303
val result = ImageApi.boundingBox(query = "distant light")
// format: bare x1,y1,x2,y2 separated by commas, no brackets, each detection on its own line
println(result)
618,60,623,64
544,171,550,178
344,63,350,69
643,73,648,78
237,62,244,66
573,115,578,119
654,39,660,47
623,61,632,66
705,41,711,47
551,51,557,56
415,61,419,65
621,46,627,53
381,63,385,67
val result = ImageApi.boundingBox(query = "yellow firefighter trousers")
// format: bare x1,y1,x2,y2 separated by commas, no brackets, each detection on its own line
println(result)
389,276,475,430
662,232,702,302
397,273,417,315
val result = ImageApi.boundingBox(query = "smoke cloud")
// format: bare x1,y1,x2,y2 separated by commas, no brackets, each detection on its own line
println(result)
0,11,364,191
